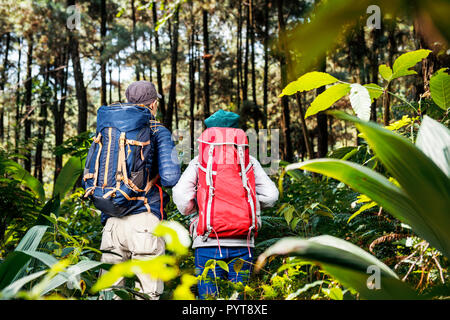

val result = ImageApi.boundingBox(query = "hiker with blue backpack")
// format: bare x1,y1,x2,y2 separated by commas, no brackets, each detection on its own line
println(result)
173,110,279,299
82,81,180,299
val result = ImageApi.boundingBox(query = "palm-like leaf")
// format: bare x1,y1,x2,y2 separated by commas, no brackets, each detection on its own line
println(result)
256,235,418,300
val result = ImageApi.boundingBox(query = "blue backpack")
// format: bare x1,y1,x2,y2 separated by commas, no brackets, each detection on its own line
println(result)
82,103,161,217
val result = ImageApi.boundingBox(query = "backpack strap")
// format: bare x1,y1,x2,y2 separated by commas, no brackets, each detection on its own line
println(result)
202,145,215,241
116,132,129,188
92,133,103,188
149,119,164,133
237,145,256,257
126,139,150,160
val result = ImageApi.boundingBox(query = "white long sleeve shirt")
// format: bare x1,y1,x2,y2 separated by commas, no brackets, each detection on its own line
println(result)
172,155,279,249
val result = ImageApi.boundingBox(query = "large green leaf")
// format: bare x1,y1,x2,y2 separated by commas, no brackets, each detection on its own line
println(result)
288,112,450,258
53,155,85,199
256,235,418,300
41,260,105,295
416,116,450,177
10,225,49,284
0,270,47,299
305,83,350,118
429,68,450,110
333,111,450,257
285,159,422,239
0,251,34,291
279,72,339,97
1,160,45,202
391,49,431,80
0,249,56,291
15,225,48,252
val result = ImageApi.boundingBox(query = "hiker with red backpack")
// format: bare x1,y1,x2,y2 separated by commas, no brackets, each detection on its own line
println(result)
82,81,180,299
173,109,279,299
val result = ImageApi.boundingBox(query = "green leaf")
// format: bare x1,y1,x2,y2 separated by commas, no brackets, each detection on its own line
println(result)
10,225,49,284
36,197,60,225
233,259,244,275
379,64,393,81
281,204,295,224
347,201,378,223
391,49,431,80
15,225,48,252
323,287,344,300
429,68,450,110
286,280,324,300
286,158,418,232
327,146,357,159
91,255,178,293
279,72,339,97
256,235,418,300
216,260,229,273
294,111,450,258
53,156,85,199
0,270,47,298
173,274,197,300
0,248,56,291
349,84,371,121
332,111,450,258
363,83,384,102
153,220,191,256
2,160,45,202
416,116,450,177
0,251,35,291
305,83,351,119
41,260,105,295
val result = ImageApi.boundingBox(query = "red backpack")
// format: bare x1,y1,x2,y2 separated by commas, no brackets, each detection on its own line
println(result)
196,127,258,254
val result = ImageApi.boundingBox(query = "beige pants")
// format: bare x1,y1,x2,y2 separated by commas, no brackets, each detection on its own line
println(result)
99,212,165,300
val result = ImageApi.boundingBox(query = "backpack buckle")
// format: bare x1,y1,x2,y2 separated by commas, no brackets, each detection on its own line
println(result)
202,228,212,241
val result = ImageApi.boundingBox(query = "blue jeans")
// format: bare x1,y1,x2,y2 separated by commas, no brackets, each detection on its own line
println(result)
194,246,254,299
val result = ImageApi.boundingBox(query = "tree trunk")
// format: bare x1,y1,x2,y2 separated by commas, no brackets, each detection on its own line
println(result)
117,57,122,101
52,50,69,184
131,0,140,80
68,13,88,134
34,66,49,182
189,7,196,155
152,2,166,117
370,24,382,122
149,28,153,82
243,3,249,103
384,23,397,126
24,37,34,172
109,63,113,104
236,0,243,111
14,37,22,161
202,9,211,119
0,33,11,143
277,0,293,162
166,8,179,131
249,0,258,130
316,59,328,158
100,0,107,106
295,93,313,159
263,0,269,129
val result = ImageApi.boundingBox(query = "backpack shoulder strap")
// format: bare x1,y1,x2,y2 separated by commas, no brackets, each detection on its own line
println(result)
150,119,164,133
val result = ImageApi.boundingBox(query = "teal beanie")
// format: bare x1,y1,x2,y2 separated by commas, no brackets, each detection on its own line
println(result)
204,109,240,128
